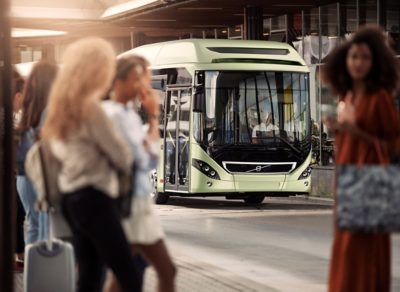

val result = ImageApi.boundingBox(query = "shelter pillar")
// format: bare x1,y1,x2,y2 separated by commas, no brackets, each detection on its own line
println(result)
244,6,264,40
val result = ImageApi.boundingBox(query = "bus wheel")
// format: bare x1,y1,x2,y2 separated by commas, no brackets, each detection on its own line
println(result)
154,192,170,205
243,195,265,205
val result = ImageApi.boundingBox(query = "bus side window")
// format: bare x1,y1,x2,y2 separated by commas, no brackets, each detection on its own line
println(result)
152,74,168,137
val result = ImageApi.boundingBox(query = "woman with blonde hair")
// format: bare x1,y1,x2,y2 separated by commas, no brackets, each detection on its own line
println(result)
42,38,141,292
102,55,176,292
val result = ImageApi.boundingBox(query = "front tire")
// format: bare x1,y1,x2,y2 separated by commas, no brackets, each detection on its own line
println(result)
154,191,170,205
243,195,265,205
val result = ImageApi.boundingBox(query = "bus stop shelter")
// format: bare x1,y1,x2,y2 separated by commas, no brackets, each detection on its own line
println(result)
1,0,398,291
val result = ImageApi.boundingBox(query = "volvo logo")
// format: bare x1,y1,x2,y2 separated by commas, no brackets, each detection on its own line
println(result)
255,166,262,172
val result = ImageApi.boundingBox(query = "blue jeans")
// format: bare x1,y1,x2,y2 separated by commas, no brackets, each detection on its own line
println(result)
16,175,48,244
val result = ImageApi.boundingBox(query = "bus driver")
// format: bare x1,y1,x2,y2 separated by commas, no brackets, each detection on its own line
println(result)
252,112,279,144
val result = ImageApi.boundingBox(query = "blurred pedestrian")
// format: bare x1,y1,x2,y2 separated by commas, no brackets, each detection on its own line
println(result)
12,73,24,126
102,55,176,292
15,61,57,245
42,38,141,292
12,72,25,272
323,25,400,292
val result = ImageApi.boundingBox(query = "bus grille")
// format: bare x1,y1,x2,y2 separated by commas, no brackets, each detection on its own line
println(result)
222,162,296,174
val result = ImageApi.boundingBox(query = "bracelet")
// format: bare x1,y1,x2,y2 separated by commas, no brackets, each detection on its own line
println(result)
148,114,160,120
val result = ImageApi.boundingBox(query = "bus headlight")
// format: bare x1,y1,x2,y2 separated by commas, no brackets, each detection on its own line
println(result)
298,166,312,180
192,159,220,180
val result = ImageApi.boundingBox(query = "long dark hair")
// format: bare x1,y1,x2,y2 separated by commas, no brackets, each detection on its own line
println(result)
18,61,58,131
322,25,400,98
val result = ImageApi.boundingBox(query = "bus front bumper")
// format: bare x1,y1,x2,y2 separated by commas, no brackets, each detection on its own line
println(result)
190,170,311,194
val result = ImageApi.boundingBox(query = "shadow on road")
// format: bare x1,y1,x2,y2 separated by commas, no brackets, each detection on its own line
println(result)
163,196,333,211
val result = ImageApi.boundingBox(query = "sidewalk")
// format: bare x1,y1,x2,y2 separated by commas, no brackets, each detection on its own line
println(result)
14,255,277,292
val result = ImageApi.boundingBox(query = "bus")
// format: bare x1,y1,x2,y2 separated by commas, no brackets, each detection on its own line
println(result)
120,39,312,204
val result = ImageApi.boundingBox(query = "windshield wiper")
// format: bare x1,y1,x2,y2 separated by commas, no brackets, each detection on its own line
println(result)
209,143,241,159
273,136,303,157
212,143,251,152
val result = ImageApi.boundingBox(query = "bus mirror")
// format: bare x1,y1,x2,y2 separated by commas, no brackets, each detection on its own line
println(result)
193,86,205,113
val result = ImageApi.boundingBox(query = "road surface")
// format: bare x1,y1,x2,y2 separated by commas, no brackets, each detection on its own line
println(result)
156,196,400,292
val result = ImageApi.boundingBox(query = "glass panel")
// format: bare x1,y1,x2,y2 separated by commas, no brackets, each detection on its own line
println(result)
228,25,243,40
309,65,336,166
263,18,271,40
269,15,287,42
344,0,358,34
291,12,303,42
386,0,400,54
319,65,336,166
190,31,203,38
16,45,42,63
178,90,190,186
321,4,338,36
216,28,229,39
320,3,340,62
304,8,320,36
151,74,167,136
271,15,286,31
165,91,178,185
362,0,378,24
303,8,320,64
291,13,303,59
203,29,217,39
193,112,202,142
180,33,191,39
203,71,311,153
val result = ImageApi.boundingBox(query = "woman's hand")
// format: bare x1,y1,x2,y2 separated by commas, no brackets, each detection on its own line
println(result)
337,99,356,125
324,100,356,133
139,86,160,140
325,118,357,135
140,87,160,117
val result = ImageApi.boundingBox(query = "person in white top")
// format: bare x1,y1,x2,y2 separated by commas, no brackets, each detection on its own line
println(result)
42,38,141,292
252,112,279,144
102,55,176,292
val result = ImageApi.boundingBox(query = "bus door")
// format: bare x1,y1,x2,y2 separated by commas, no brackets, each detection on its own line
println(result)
164,86,191,193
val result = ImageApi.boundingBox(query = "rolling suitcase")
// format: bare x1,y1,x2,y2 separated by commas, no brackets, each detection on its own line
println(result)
24,237,76,292
24,139,76,291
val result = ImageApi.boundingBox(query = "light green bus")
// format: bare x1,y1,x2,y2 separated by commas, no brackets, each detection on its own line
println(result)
120,39,312,204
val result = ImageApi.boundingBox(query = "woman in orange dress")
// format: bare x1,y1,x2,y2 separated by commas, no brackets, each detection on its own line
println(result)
323,26,400,292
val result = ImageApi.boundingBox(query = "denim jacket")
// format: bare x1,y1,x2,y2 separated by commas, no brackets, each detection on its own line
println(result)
15,128,36,176
15,110,47,176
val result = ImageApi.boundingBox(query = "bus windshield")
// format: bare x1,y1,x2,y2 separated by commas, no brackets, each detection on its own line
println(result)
199,71,311,150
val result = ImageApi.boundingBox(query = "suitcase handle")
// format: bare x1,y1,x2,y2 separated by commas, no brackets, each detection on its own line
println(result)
38,140,54,251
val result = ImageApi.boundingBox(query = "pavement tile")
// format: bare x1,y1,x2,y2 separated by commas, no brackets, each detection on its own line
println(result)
14,255,276,292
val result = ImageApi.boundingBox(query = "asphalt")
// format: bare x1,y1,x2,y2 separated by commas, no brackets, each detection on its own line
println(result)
157,196,400,292
14,196,400,291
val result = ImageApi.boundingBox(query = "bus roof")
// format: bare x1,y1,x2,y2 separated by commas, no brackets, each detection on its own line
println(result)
119,39,306,67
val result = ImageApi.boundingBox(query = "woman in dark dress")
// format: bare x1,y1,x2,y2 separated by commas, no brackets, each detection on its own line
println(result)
323,26,400,292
